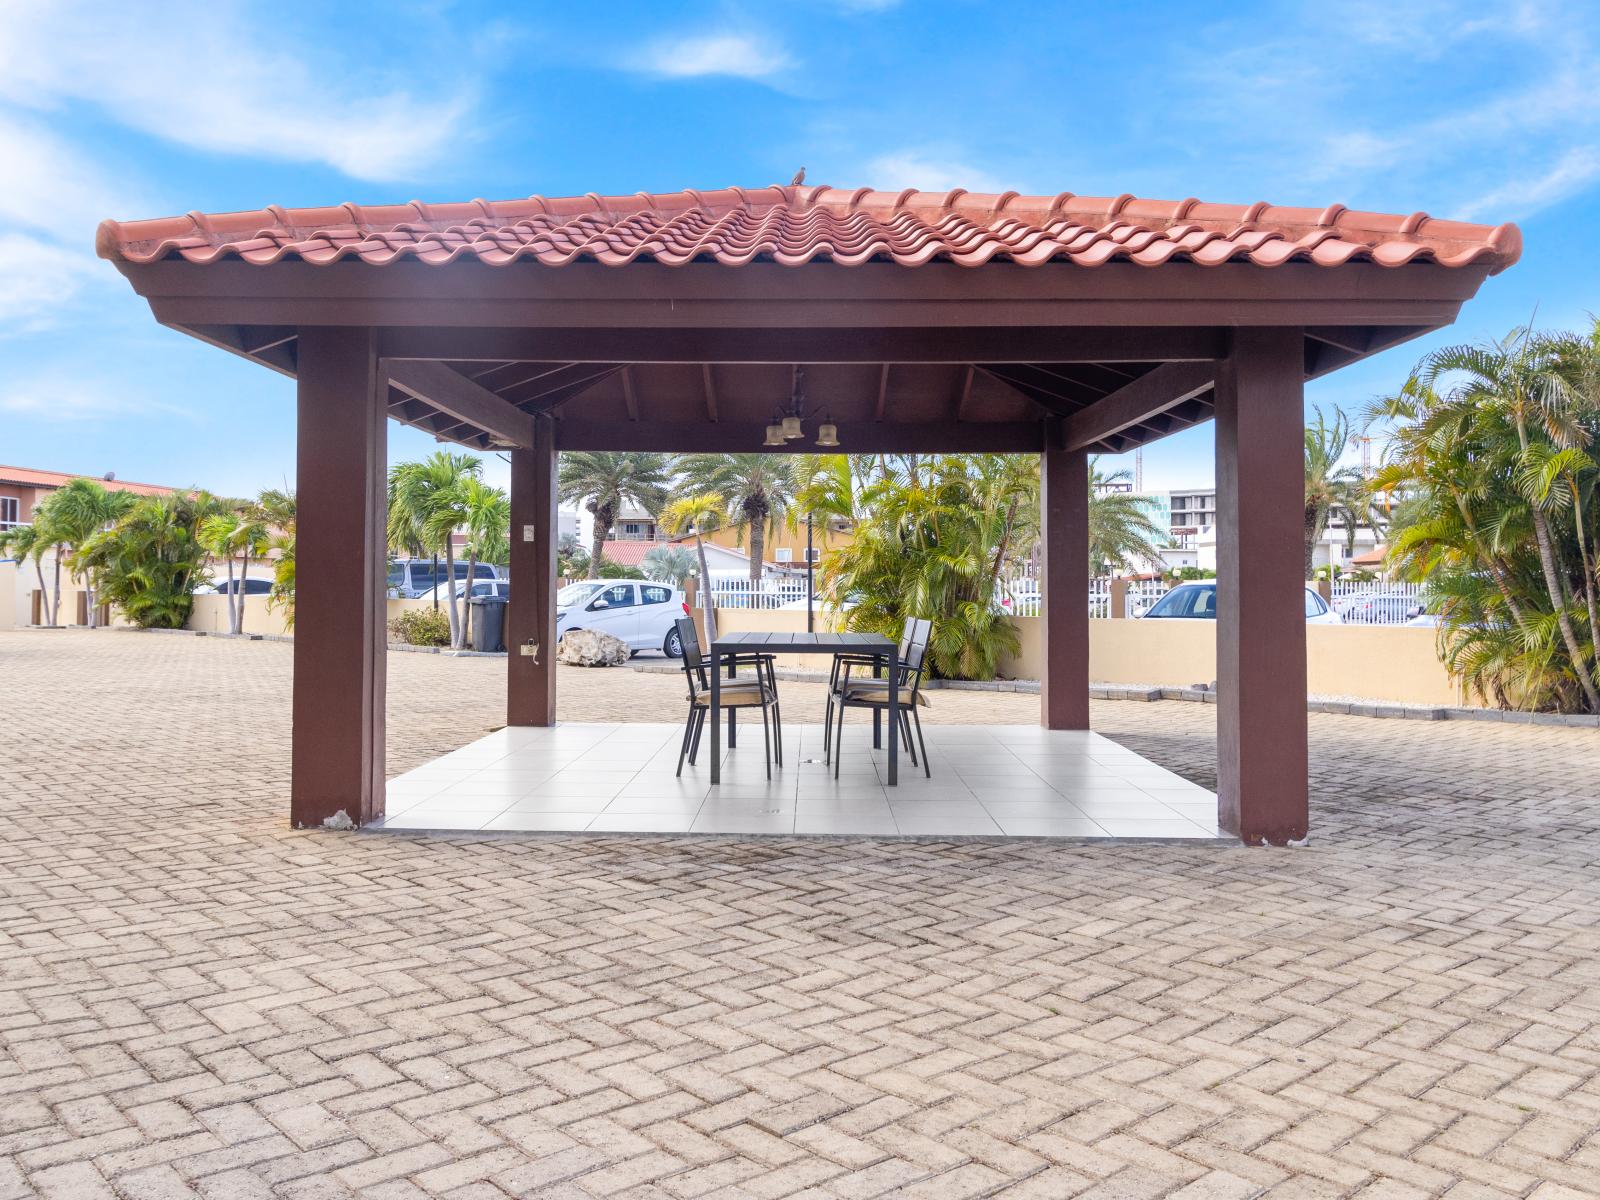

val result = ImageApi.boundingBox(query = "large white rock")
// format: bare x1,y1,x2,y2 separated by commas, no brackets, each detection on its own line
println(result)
556,628,631,667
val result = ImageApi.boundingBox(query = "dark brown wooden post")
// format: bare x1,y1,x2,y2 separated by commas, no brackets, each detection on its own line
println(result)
1041,445,1090,729
507,413,558,725
1214,328,1308,845
290,327,387,829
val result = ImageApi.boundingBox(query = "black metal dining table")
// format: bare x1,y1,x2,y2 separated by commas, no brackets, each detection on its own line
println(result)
708,631,900,785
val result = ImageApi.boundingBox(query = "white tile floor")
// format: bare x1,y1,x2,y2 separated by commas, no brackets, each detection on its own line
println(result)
372,722,1224,840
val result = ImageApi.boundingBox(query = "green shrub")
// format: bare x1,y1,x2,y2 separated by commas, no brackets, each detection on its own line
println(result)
389,608,451,647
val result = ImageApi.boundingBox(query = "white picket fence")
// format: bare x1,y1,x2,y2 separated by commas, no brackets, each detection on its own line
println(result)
695,577,811,610
1329,580,1426,624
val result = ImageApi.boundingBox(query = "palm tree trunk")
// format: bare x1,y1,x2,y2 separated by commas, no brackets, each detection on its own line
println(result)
1303,505,1323,579
33,558,51,626
748,520,764,583
1515,418,1600,711
588,505,610,579
224,556,237,633
51,549,61,627
462,554,478,648
444,541,461,647
236,549,249,634
1571,485,1599,684
695,534,717,644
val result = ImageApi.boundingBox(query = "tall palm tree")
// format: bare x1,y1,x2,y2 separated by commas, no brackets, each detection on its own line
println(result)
198,505,269,634
659,491,729,642
36,479,138,627
0,523,54,625
388,451,482,647
1304,406,1358,577
1087,460,1165,576
677,454,793,582
557,451,672,578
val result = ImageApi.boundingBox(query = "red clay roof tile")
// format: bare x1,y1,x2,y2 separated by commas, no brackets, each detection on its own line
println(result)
96,183,1521,274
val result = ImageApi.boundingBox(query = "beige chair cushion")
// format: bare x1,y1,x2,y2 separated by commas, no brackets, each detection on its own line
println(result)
690,687,772,708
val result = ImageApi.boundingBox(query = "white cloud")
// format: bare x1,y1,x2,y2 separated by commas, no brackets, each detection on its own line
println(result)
628,33,792,81
0,0,474,180
0,370,190,422
0,235,101,330
1457,146,1600,220
863,151,1009,194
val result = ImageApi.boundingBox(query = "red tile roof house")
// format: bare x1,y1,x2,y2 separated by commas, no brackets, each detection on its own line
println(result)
97,181,1518,843
0,464,176,531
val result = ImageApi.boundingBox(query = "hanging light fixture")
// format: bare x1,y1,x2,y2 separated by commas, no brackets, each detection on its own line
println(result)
763,423,787,447
815,422,840,448
781,415,804,440
761,366,840,449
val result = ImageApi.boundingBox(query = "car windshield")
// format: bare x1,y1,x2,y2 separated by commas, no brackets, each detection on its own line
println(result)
557,582,603,607
1144,584,1217,619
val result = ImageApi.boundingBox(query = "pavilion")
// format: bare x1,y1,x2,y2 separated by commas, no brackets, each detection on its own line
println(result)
98,183,1518,844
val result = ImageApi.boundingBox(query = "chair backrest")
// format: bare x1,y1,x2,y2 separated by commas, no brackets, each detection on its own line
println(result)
675,617,708,696
898,618,931,697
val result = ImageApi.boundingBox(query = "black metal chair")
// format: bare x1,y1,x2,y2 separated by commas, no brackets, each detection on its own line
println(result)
823,617,930,764
829,621,933,779
674,617,780,779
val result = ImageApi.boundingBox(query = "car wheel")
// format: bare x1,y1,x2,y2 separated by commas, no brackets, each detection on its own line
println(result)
664,626,684,659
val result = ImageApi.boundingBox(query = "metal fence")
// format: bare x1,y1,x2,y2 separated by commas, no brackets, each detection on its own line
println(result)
694,577,811,610
1329,580,1426,624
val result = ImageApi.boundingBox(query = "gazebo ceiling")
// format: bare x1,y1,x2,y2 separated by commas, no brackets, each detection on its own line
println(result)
98,182,1519,456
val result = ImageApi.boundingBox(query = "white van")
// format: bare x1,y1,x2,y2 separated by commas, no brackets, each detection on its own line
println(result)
556,580,689,657
387,558,499,599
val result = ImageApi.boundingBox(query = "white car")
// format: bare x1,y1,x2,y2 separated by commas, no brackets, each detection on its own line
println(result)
556,580,689,657
419,579,510,605
1139,581,1342,624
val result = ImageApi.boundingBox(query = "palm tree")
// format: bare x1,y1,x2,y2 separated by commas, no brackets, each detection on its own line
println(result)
252,488,297,628
659,491,730,642
557,451,673,578
677,454,794,582
457,477,509,646
641,545,697,587
77,491,224,629
1087,460,1166,576
35,479,138,627
1304,406,1359,578
198,505,269,634
1421,330,1599,713
0,523,54,625
388,452,482,648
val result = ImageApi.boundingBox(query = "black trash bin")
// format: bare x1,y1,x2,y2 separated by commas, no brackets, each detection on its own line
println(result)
469,595,508,653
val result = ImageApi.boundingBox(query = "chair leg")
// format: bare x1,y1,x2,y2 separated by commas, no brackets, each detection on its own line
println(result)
676,708,696,777
823,693,834,762
760,702,772,781
912,708,931,778
689,707,705,764
834,699,847,779
901,711,918,767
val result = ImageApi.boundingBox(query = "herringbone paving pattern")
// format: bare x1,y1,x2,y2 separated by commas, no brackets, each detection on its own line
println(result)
2,630,1599,1198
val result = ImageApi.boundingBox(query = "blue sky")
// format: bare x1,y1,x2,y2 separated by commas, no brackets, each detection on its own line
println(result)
2,0,1597,498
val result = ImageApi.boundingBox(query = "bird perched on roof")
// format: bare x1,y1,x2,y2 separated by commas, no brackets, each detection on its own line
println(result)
790,168,806,186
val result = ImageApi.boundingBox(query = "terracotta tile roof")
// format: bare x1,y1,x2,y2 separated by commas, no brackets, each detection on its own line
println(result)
598,540,658,567
96,185,1521,274
0,464,177,497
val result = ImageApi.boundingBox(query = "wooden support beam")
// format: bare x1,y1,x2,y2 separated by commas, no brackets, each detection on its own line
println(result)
291,327,387,830
1041,447,1090,730
384,359,535,448
1062,361,1217,451
621,366,639,421
507,416,558,726
554,419,1043,454
954,366,975,421
378,326,1228,366
702,364,720,422
1214,327,1308,846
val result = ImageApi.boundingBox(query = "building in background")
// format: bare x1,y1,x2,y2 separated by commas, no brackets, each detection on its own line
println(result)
0,464,177,531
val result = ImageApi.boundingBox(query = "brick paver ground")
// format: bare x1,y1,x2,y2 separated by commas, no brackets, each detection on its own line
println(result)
3,629,1599,1199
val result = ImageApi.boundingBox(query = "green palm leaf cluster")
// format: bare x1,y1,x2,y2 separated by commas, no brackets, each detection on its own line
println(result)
557,451,672,578
1368,321,1600,713
676,454,793,582
1087,462,1165,576
801,454,1036,681
75,491,225,629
